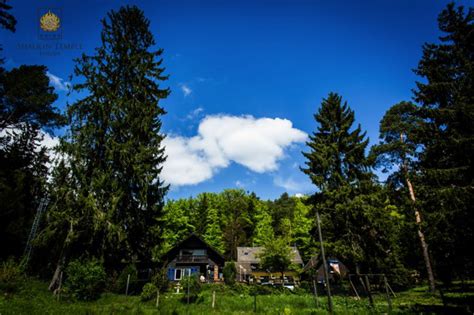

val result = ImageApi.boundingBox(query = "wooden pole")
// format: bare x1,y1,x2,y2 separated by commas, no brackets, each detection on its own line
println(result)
187,277,190,305
364,275,374,307
386,281,397,297
384,275,392,313
125,274,130,296
312,278,320,308
253,293,257,312
316,210,333,314
156,290,160,307
349,277,360,300
212,290,216,308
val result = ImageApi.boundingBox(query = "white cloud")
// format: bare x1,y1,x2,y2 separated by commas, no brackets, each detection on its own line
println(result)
161,136,214,186
46,71,71,92
273,175,313,193
273,176,301,191
185,107,204,120
180,83,192,97
162,114,307,186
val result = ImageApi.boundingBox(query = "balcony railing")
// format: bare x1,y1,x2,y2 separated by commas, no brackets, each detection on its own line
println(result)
176,255,208,263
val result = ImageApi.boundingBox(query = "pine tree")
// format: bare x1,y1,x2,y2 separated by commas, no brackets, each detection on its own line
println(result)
46,5,169,289
371,101,436,292
301,93,370,191
301,93,402,274
412,3,473,283
0,65,62,260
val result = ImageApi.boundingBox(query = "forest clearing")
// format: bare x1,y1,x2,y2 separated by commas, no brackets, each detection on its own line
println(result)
1,0,473,314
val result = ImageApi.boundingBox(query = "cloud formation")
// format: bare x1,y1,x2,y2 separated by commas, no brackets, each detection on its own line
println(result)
46,71,71,92
180,83,192,97
162,115,307,186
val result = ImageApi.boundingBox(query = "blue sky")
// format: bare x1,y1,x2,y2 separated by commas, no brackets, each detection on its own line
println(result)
1,0,466,200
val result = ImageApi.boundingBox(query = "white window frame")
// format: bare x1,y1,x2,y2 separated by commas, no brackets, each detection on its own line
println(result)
175,268,182,280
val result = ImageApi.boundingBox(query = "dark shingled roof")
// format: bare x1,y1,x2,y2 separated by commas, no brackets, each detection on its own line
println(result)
163,233,226,265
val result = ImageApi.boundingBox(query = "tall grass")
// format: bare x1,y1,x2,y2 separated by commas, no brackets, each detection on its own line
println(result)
1,279,472,314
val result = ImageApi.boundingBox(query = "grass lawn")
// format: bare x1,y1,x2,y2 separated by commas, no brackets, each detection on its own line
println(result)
1,279,473,314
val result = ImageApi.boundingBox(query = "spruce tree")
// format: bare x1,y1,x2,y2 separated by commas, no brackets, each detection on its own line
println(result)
301,93,403,274
0,65,62,260
301,93,370,190
46,5,169,288
412,3,473,283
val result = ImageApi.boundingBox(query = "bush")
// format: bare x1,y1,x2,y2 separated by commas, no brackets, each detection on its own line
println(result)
223,261,236,285
250,284,274,295
180,275,202,303
0,258,24,293
116,264,138,294
140,282,157,301
230,282,251,295
65,258,106,301
151,268,169,292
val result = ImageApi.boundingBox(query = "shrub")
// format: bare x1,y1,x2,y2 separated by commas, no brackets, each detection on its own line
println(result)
180,275,201,303
140,282,157,301
65,258,106,301
230,282,251,295
0,258,24,293
116,264,138,294
152,268,169,292
250,284,274,295
223,261,236,285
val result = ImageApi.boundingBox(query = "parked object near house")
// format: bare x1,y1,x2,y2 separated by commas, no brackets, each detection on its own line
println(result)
303,256,349,283
163,234,225,282
236,246,304,284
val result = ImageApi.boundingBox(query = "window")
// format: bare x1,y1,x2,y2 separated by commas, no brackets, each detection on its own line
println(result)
175,269,182,280
180,249,207,256
175,268,193,280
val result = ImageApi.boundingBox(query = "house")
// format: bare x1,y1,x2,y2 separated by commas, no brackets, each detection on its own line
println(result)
236,246,304,284
163,234,226,282
303,256,349,283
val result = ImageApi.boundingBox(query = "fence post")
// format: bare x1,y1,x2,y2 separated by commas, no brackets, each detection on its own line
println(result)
125,274,130,296
187,277,190,305
212,290,216,308
312,278,320,308
384,276,392,313
253,293,257,312
316,210,333,314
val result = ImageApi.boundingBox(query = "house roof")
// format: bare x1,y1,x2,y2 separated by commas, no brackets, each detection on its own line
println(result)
162,233,226,265
237,246,303,265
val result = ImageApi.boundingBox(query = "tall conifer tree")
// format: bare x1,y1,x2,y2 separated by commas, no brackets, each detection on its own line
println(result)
302,93,403,274
412,3,473,282
46,5,169,288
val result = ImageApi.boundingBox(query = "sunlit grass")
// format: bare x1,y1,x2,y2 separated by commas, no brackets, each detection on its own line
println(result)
1,279,473,314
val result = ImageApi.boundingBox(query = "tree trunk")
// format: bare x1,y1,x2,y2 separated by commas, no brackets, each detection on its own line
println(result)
49,254,65,291
405,176,436,292
49,221,74,291
400,132,436,292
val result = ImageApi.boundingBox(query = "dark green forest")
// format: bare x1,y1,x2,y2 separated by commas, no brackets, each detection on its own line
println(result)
0,0,472,299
